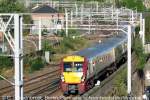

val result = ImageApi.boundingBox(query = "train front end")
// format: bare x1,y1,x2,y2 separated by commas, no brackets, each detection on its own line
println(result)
60,55,87,95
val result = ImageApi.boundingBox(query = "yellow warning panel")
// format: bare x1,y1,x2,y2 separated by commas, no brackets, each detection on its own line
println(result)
63,55,84,62
63,72,83,83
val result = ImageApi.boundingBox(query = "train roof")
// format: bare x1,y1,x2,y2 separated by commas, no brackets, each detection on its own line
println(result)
75,34,127,60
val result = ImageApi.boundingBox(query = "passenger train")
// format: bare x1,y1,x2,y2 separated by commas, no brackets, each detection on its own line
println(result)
60,34,127,95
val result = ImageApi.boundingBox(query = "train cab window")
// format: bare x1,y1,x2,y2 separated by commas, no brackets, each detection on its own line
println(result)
64,62,72,72
63,62,83,72
74,62,83,72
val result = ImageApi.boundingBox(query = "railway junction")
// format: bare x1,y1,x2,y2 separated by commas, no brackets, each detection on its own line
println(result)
0,0,149,100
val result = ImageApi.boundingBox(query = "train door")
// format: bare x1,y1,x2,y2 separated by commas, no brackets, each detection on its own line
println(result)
87,60,94,78
86,62,90,79
90,60,94,75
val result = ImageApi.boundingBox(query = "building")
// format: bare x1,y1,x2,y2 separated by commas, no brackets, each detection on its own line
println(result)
31,5,64,35
144,0,150,9
0,32,3,41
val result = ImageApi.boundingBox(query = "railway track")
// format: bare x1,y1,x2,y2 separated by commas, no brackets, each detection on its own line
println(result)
0,67,60,99
0,53,138,99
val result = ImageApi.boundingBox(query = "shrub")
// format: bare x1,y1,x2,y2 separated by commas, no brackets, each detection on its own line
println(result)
29,57,45,72
133,31,147,70
0,56,13,69
43,40,55,52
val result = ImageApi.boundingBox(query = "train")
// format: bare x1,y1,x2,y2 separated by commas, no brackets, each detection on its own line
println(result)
60,33,127,95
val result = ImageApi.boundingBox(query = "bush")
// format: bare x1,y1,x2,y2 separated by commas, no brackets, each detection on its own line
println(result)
133,34,147,70
0,77,3,80
43,40,55,52
0,56,13,69
29,57,45,72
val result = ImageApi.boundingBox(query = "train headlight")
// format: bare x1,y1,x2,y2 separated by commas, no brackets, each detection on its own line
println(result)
81,75,85,82
61,75,65,82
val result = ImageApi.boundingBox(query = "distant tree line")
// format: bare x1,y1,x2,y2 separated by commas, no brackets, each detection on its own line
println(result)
114,0,145,11
0,0,26,13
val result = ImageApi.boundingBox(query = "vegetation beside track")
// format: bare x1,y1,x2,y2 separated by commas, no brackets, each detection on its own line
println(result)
110,68,127,96
0,29,89,77
82,63,127,97
0,56,13,79
42,29,89,62
145,15,150,43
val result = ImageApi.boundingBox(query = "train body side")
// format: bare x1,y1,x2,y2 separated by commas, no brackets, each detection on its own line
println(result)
77,34,127,81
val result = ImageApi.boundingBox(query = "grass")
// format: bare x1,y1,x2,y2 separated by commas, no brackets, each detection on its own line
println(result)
51,37,89,62
56,37,88,53
109,68,127,96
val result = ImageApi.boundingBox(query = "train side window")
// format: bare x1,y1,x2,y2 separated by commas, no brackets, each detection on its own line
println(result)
100,57,103,62
102,57,104,62
90,61,94,74
86,63,90,78
104,56,106,61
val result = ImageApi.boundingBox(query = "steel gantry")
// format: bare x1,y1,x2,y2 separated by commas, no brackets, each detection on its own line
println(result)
0,14,23,100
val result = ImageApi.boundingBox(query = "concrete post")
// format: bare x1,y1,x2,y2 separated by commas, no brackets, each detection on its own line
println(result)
39,18,42,50
65,9,68,37
71,11,73,27
75,2,78,16
81,4,83,24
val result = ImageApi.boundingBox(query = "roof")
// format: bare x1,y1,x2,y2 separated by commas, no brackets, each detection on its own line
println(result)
75,34,127,60
32,5,58,13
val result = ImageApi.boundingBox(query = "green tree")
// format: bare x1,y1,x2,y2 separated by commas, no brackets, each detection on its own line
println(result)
0,0,32,35
0,0,26,13
120,0,145,11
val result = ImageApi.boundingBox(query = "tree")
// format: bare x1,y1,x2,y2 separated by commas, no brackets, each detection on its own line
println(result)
120,0,145,11
0,0,27,13
0,0,32,35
